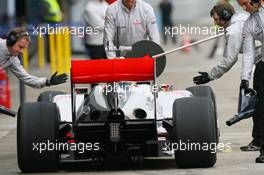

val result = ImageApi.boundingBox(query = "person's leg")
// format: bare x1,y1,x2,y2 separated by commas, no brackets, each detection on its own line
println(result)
171,33,177,44
162,23,168,44
252,61,264,144
95,45,107,59
241,61,264,151
256,145,264,163
85,43,93,58
169,22,177,44
86,44,106,59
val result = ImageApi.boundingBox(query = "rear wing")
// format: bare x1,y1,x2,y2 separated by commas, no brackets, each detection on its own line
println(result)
71,55,154,84
70,55,155,123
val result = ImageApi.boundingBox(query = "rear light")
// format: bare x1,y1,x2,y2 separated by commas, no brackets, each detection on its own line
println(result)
109,123,120,142
66,132,75,143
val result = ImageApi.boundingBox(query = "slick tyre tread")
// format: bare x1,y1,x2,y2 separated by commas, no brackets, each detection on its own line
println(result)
17,102,60,172
186,85,219,143
173,97,217,168
186,85,216,107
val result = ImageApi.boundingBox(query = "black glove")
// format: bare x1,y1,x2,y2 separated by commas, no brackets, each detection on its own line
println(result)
240,80,249,92
46,71,68,86
193,71,211,85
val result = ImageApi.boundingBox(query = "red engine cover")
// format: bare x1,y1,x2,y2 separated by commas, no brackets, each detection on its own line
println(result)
71,55,154,84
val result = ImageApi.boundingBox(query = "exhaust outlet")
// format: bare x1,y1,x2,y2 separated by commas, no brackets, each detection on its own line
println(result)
133,109,147,119
90,110,101,120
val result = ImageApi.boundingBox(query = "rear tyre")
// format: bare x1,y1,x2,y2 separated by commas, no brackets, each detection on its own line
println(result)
173,97,217,168
186,85,216,107
17,102,60,172
186,85,219,142
37,91,65,102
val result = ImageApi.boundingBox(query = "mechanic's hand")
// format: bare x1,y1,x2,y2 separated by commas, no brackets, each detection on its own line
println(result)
240,80,250,93
193,71,211,85
46,71,68,86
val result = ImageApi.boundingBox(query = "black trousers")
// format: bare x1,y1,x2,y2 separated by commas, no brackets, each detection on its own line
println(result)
253,61,264,144
162,24,176,44
85,44,107,59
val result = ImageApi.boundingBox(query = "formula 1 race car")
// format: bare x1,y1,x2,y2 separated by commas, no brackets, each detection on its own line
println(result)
16,41,219,172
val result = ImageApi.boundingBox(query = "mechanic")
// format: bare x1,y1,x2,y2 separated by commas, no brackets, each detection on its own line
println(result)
193,1,264,153
236,0,264,163
103,0,160,58
0,27,67,89
159,0,176,45
193,2,250,85
102,0,159,110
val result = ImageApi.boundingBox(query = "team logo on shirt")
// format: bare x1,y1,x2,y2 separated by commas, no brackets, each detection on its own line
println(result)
133,19,142,26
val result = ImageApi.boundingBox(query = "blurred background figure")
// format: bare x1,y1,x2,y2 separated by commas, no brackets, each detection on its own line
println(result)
39,0,63,24
83,0,108,59
159,0,176,45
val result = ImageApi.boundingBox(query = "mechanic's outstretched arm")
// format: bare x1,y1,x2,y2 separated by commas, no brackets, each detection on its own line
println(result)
9,59,68,88
193,27,242,85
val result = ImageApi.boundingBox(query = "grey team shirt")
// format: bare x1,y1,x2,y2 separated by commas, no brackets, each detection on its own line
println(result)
104,0,160,58
209,13,248,80
0,38,47,88
241,6,264,81
209,13,261,80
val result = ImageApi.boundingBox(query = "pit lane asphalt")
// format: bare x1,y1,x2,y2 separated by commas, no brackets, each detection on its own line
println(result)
0,38,263,175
